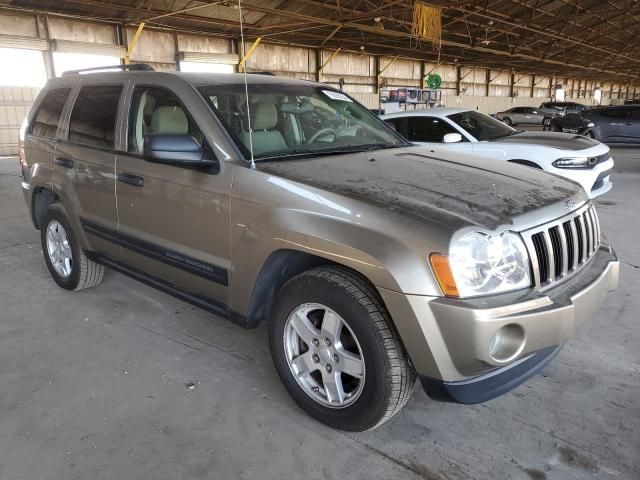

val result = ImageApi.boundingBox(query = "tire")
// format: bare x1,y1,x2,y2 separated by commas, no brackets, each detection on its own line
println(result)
41,204,104,291
542,117,551,127
269,266,416,431
503,117,512,126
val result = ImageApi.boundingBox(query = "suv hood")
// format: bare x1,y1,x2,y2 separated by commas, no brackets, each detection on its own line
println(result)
490,131,600,150
259,147,586,231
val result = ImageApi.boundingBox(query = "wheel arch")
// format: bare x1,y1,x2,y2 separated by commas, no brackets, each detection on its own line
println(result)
31,187,60,230
242,249,378,328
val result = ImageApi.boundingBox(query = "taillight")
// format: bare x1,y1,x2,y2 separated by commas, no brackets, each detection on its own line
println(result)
19,142,27,178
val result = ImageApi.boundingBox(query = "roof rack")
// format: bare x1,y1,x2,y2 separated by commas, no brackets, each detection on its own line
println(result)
62,63,155,76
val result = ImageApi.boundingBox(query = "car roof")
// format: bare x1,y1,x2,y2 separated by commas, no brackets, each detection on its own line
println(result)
380,107,469,118
46,70,319,88
591,104,640,111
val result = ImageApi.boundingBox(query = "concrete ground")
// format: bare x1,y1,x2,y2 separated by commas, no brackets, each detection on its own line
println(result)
0,148,638,480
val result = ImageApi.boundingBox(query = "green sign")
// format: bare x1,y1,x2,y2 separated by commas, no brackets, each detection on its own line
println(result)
425,73,442,89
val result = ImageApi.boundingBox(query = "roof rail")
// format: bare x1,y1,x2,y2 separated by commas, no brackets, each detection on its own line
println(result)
62,63,155,76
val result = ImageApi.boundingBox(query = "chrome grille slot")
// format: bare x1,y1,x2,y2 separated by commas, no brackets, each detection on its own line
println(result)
562,221,575,271
531,232,549,284
548,226,563,279
522,203,600,290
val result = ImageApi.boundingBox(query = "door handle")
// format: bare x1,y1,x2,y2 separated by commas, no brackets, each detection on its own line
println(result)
117,172,144,187
54,156,74,169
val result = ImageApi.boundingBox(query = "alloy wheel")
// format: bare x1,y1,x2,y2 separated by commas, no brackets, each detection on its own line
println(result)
283,303,365,408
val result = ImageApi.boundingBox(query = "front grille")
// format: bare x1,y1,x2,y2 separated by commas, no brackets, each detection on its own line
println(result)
522,203,600,288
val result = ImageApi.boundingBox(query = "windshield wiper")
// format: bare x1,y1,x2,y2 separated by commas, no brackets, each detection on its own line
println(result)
254,143,402,161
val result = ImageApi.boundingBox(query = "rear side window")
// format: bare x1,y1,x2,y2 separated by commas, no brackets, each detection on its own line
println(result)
29,88,71,139
68,85,122,149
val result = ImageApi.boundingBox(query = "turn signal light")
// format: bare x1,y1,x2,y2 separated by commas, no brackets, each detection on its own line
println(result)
429,253,459,297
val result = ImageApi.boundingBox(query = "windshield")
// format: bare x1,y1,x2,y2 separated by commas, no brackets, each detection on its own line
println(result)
197,84,407,160
447,110,516,141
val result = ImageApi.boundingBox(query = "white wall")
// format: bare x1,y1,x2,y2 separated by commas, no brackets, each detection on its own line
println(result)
0,87,40,156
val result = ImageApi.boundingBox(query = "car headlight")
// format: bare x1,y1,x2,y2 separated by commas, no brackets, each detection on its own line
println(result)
552,157,594,168
430,232,531,297
586,122,595,127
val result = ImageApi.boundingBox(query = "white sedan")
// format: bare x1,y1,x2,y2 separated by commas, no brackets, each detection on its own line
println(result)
381,108,613,198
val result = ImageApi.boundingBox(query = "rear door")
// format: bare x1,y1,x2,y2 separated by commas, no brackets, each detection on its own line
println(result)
509,107,525,124
114,83,232,310
23,87,72,196
53,84,123,258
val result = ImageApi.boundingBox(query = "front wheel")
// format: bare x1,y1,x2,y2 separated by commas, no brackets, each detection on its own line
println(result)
269,266,415,431
503,117,513,126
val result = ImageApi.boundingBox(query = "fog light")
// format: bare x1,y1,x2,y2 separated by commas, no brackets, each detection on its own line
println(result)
488,324,525,362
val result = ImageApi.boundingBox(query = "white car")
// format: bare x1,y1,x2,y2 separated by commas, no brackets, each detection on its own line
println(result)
381,108,613,198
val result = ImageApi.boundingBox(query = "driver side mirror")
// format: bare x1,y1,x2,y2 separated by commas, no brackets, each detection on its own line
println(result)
144,134,218,168
443,133,462,143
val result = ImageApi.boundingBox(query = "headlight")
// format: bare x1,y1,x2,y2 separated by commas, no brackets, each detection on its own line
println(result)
552,157,594,168
587,122,595,127
431,232,531,297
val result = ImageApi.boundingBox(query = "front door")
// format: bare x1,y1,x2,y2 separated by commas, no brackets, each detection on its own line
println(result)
598,108,630,142
114,85,232,309
54,84,123,259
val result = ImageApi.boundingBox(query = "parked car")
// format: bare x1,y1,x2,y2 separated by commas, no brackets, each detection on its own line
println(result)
19,66,619,431
495,106,545,126
550,105,640,144
381,108,614,198
540,101,589,127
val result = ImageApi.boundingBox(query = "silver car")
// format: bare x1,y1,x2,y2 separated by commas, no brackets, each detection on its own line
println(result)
19,67,619,431
495,106,546,126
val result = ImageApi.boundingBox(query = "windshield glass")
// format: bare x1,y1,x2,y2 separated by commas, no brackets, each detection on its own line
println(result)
197,83,406,160
447,110,516,141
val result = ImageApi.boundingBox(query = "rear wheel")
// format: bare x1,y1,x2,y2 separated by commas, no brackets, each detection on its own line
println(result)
41,205,104,291
269,266,415,431
542,117,551,127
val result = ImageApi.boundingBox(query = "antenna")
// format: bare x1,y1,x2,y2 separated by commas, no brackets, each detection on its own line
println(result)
238,0,255,169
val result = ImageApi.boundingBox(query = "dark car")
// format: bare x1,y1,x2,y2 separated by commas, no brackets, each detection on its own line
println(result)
550,105,640,143
540,101,589,127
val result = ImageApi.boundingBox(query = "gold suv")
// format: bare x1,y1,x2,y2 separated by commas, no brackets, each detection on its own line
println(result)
19,65,619,431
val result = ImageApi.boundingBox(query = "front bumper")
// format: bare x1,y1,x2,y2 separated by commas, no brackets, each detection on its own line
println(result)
378,243,618,402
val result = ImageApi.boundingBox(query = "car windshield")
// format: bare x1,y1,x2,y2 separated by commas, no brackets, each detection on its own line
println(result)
197,83,407,161
447,110,517,141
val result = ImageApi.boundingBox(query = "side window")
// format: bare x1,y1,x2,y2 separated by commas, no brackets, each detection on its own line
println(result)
29,88,71,139
385,117,406,136
128,86,204,154
600,109,624,118
407,117,459,142
68,85,122,149
511,107,524,114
